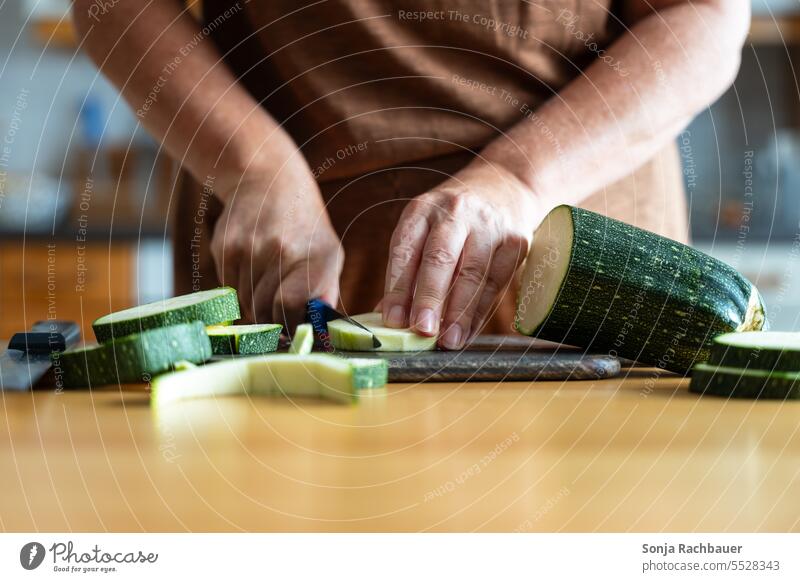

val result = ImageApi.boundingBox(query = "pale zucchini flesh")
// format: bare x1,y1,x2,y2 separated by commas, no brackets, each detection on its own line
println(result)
93,287,240,343
707,331,800,372
514,205,767,374
327,312,437,352
151,354,388,405
289,323,315,355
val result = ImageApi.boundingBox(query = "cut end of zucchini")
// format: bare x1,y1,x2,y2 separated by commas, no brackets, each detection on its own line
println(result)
514,205,573,335
289,323,314,355
737,286,768,332
714,331,800,351
707,330,800,372
328,312,437,352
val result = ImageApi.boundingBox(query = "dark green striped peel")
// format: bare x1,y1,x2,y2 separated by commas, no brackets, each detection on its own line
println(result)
515,206,766,374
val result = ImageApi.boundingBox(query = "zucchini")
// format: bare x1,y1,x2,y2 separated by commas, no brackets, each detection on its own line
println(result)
707,331,800,371
151,354,388,405
689,362,800,399
327,312,437,352
93,287,240,343
289,323,314,355
514,205,766,374
206,323,282,355
56,322,212,388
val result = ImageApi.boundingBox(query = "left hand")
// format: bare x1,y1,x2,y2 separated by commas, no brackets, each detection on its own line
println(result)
380,160,545,350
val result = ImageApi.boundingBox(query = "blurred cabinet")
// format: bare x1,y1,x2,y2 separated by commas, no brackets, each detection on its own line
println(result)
0,241,134,339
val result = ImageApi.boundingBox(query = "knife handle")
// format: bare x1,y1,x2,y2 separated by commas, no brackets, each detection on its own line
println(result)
9,320,81,354
306,298,331,335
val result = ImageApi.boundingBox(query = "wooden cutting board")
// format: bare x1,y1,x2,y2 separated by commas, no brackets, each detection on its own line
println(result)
337,335,620,383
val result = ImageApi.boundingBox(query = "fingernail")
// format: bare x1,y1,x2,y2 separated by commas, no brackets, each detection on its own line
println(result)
386,305,405,327
415,308,438,335
441,323,463,350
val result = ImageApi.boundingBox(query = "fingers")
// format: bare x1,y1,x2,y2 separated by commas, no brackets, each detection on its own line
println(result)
438,234,494,349
273,254,342,334
211,223,244,312
251,266,281,324
409,223,468,336
238,261,254,323
381,204,429,328
468,235,528,342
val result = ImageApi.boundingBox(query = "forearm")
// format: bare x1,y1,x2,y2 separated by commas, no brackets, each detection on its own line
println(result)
480,1,750,208
71,0,313,200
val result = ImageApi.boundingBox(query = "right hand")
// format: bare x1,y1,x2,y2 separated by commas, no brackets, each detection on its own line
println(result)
211,169,344,332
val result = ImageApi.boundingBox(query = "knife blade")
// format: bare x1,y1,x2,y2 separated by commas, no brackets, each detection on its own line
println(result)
306,298,382,349
0,320,81,391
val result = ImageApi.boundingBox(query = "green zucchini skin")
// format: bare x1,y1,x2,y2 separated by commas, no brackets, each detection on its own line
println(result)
707,334,800,372
207,324,282,355
516,206,766,374
55,322,212,388
93,287,240,343
347,358,390,389
689,363,800,399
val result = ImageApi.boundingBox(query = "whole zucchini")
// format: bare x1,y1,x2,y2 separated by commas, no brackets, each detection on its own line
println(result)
514,205,766,373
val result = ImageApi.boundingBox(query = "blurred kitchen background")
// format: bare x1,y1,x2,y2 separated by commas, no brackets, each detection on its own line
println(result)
1,0,800,337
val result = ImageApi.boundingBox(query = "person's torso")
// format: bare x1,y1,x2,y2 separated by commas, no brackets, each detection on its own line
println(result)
203,0,622,181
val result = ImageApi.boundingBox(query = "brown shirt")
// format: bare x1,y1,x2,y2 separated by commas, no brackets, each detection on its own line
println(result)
175,1,687,329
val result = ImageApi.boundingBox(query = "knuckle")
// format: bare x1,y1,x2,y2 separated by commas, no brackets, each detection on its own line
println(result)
404,198,430,217
390,241,417,269
458,263,487,287
476,204,495,225
423,246,458,268
265,235,295,258
505,232,530,256
440,193,466,217
414,288,446,306
482,276,501,298
223,238,246,261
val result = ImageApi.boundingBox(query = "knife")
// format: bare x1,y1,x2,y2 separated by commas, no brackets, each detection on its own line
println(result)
0,320,81,391
306,298,382,349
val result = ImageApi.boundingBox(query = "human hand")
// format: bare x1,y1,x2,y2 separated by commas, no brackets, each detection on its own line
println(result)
211,168,343,332
381,161,544,349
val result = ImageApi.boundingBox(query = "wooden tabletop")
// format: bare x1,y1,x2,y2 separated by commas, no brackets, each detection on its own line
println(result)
1,370,799,532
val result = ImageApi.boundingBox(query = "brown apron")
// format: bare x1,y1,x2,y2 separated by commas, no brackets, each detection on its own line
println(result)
174,1,688,332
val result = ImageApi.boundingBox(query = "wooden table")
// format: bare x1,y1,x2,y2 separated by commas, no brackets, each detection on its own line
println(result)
1,371,799,532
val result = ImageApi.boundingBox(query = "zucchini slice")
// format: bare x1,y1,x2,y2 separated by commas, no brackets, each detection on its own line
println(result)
707,331,800,372
93,287,240,343
289,323,314,355
56,322,212,388
206,323,282,355
514,206,767,373
151,354,388,405
689,363,800,399
327,312,437,352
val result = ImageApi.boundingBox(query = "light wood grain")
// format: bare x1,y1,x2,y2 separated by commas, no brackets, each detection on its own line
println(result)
1,371,799,532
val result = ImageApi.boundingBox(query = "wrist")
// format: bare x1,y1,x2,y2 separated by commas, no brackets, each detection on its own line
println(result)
195,118,316,204
478,133,565,206
212,149,320,206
